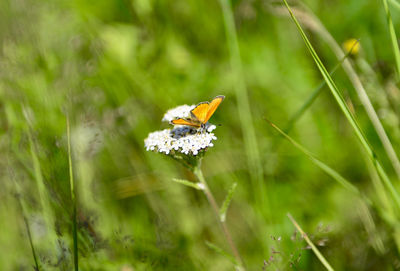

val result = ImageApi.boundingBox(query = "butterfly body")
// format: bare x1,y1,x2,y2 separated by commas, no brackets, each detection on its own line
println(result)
170,95,225,130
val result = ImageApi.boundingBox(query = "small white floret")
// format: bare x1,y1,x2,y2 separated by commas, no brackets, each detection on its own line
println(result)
162,104,195,122
144,128,217,156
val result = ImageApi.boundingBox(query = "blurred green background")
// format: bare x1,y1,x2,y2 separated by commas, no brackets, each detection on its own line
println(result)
2,0,400,270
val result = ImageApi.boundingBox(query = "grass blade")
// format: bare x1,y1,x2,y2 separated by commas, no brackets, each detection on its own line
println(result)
281,0,400,210
219,182,237,222
383,0,400,79
267,120,359,195
21,203,40,271
11,168,40,271
218,0,265,209
356,198,386,254
389,0,400,11
171,178,205,190
23,107,56,243
285,43,358,134
66,115,78,271
287,2,400,184
205,241,239,267
287,213,335,271
193,165,245,269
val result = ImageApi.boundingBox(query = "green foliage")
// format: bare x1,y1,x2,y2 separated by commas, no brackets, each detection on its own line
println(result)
171,178,204,190
1,0,400,270
219,182,237,222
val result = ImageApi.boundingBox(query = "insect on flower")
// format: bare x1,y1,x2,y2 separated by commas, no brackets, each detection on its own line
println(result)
170,95,225,130
144,95,224,158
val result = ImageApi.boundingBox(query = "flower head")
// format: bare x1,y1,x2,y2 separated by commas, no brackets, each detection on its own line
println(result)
145,104,219,166
162,104,195,123
144,127,217,156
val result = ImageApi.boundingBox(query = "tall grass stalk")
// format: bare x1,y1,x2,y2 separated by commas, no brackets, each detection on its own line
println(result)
21,203,40,271
269,120,388,252
23,107,56,244
287,213,335,271
365,157,396,222
267,120,360,195
193,162,244,270
218,0,265,209
205,241,238,265
26,128,49,214
11,167,40,271
356,198,386,254
67,115,78,271
382,0,400,80
285,43,358,134
282,0,400,210
281,2,400,181
389,0,400,10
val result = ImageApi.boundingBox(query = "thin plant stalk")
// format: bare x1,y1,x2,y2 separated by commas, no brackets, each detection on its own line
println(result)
267,120,360,195
356,198,386,254
11,168,40,271
218,0,265,209
389,0,400,11
383,0,400,79
22,207,40,271
67,115,78,271
285,42,358,134
284,2,400,181
193,162,244,269
368,161,395,216
23,107,57,246
287,213,335,271
285,72,335,134
282,0,400,210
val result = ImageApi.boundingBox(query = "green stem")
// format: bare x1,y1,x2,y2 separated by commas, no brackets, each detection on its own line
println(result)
282,0,400,210
285,43,357,134
287,213,335,271
296,2,400,183
389,0,400,11
193,163,244,269
383,0,400,80
67,115,78,271
15,187,40,270
218,0,265,210
9,161,40,270
22,210,40,271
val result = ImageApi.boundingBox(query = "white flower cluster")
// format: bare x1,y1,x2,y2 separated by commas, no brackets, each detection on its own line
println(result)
145,128,217,156
145,105,218,156
162,104,195,122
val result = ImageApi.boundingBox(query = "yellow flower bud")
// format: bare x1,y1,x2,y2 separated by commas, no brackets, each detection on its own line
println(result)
343,38,360,56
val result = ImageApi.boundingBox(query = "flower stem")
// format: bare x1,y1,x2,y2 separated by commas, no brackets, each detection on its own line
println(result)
67,115,79,271
193,163,245,269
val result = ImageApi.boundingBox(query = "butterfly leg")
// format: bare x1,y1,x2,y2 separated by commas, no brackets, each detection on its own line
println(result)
199,123,207,134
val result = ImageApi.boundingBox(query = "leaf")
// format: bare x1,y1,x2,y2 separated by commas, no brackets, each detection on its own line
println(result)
171,178,205,190
219,182,237,222
205,241,238,266
383,0,400,79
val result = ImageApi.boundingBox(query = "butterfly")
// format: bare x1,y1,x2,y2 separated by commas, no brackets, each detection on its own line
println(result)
170,95,225,129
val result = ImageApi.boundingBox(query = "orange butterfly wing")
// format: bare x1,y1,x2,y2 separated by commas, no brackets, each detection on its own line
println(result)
170,118,201,127
190,102,210,123
171,95,225,127
204,95,224,123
